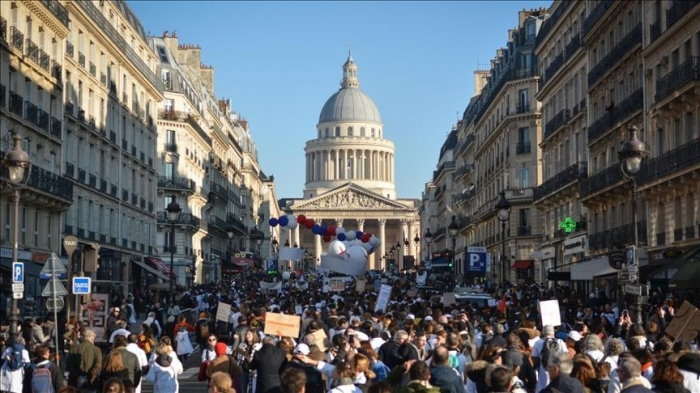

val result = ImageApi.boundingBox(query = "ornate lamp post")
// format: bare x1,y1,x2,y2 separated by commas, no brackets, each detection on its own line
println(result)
227,224,235,277
618,125,648,325
3,132,31,343
495,191,511,286
424,228,432,266
413,234,420,266
166,196,181,300
448,216,459,270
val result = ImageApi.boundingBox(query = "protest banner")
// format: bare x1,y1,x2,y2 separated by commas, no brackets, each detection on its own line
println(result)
259,281,282,291
264,312,301,338
664,301,700,343
406,289,418,298
375,284,392,312
356,279,366,293
279,247,304,261
329,278,345,292
443,293,456,306
539,300,562,327
216,302,231,322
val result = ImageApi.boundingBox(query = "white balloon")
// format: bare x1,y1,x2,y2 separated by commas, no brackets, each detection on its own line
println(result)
352,239,362,246
335,226,346,235
327,240,347,258
286,215,298,230
369,236,380,247
345,230,356,241
342,240,353,250
282,271,291,280
359,242,373,252
346,245,368,265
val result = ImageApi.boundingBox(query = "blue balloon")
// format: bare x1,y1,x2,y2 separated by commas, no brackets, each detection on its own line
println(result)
337,233,346,241
313,224,321,235
355,231,364,240
278,215,289,227
320,226,328,236
269,218,278,227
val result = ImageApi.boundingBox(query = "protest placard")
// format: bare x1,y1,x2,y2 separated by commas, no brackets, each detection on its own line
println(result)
356,279,366,293
406,289,418,298
264,312,301,338
308,328,328,352
443,293,456,306
488,299,497,307
329,278,345,292
216,302,231,322
279,247,304,261
539,300,562,327
664,301,700,343
375,284,392,312
295,305,303,315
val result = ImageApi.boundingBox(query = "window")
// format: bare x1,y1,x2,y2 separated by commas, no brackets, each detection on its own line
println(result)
657,127,665,155
361,127,365,136
518,168,530,188
34,211,39,246
673,118,682,148
165,162,174,178
519,209,531,229
335,127,340,137
164,99,174,112
324,128,329,137
166,129,175,144
348,127,353,137
371,129,375,137
685,112,694,143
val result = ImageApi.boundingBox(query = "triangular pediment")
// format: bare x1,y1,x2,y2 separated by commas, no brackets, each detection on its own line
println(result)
292,183,410,211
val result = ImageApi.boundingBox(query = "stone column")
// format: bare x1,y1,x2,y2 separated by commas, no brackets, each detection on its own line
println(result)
357,218,365,232
333,150,338,180
378,218,386,270
407,220,414,257
336,219,344,228
315,230,322,266
294,226,300,248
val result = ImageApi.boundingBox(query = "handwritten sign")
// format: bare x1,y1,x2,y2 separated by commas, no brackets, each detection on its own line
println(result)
664,301,700,343
264,312,301,339
375,284,392,312
443,293,456,306
295,305,303,315
308,328,328,352
216,302,231,322
329,278,345,292
539,300,562,328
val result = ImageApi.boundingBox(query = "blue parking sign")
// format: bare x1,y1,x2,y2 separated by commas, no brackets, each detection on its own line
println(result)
12,262,24,283
73,277,91,295
465,247,487,275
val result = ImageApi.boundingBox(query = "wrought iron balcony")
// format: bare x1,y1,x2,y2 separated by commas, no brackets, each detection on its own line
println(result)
77,168,86,183
638,137,700,185
666,0,700,31
212,183,231,200
51,117,61,138
208,216,229,234
78,52,85,68
163,143,177,153
9,91,22,117
157,176,195,192
589,220,648,252
588,23,642,88
25,38,39,63
572,98,587,118
100,72,107,86
110,184,117,197
110,131,117,144
0,17,6,43
122,189,129,201
89,174,96,188
39,49,50,72
131,194,138,206
535,0,572,48
64,102,73,116
650,20,662,44
37,109,49,131
65,41,73,57
77,107,85,122
65,162,74,178
25,165,73,202
157,212,201,227
10,27,23,51
24,101,38,124
516,102,530,114
544,109,570,140
130,145,136,157
89,62,96,77
580,164,623,197
122,139,128,150
655,57,700,103
583,0,614,38
588,89,643,143
163,245,177,254
516,142,531,155
517,226,532,236
534,162,588,202
544,51,565,83
40,0,69,27
149,202,154,212
140,197,145,210
0,84,4,108
99,179,107,193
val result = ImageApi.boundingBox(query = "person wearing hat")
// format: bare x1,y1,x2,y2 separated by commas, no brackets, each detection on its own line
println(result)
106,306,121,340
284,344,325,393
566,331,582,358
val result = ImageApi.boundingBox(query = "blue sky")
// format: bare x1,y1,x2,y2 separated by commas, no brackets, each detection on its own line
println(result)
129,1,550,199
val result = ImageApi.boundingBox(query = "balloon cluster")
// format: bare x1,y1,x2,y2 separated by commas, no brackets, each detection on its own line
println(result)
268,214,381,256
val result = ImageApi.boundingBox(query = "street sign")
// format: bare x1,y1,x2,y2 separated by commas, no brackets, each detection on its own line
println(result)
40,253,67,276
72,277,91,295
12,262,24,283
46,297,65,312
627,245,636,266
63,236,78,255
12,292,22,299
42,276,69,297
12,284,24,293
625,284,642,296
609,248,625,270
466,247,487,274
529,251,544,259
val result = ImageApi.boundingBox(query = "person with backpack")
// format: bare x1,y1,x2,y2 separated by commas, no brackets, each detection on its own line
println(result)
532,325,567,393
23,345,65,393
0,337,30,393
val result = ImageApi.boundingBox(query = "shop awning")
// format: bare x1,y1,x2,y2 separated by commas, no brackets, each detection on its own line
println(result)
511,260,533,269
570,255,617,280
145,257,172,276
231,256,254,267
132,260,168,281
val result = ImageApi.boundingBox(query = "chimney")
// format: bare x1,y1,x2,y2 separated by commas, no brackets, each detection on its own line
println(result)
200,64,214,97
473,70,489,97
163,31,179,55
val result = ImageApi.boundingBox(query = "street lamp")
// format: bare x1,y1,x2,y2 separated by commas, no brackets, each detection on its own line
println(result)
3,132,31,343
413,235,420,266
227,224,235,277
618,125,648,324
166,195,181,301
495,191,511,286
448,216,459,270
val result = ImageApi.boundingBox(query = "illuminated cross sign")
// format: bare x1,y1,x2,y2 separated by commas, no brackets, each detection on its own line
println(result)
560,217,577,233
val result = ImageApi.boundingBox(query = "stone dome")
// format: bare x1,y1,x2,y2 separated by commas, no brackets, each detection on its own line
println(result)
318,54,382,125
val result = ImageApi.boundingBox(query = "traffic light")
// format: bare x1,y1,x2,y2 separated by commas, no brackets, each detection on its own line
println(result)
83,243,101,272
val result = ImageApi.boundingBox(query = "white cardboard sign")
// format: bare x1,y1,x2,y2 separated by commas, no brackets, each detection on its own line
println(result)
539,300,562,328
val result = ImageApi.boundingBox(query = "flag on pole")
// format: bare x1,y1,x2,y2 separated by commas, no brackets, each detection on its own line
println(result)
497,292,507,314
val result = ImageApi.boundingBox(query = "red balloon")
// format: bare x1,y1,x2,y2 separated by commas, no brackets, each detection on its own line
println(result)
323,234,332,242
305,219,315,229
327,225,336,236
297,214,307,225
361,233,372,243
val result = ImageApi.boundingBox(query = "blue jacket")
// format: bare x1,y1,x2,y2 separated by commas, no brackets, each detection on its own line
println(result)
429,364,463,393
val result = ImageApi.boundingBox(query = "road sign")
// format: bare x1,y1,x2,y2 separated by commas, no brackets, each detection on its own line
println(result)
63,236,78,255
466,247,487,274
530,251,544,259
12,262,24,283
12,292,23,299
42,276,69,297
40,253,67,276
627,245,636,266
46,297,65,312
12,283,24,293
609,248,625,270
73,277,91,295
625,284,642,296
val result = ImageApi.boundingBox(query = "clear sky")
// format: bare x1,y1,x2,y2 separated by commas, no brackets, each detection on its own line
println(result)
129,1,550,200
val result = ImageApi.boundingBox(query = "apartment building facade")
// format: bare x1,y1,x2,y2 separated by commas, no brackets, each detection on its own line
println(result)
0,0,73,301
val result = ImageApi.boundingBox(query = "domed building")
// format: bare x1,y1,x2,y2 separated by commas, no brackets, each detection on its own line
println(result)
280,54,420,271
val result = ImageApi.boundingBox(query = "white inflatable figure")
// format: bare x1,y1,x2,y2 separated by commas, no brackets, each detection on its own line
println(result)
328,240,348,259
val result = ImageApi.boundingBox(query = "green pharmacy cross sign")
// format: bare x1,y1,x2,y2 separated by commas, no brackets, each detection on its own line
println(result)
560,217,577,233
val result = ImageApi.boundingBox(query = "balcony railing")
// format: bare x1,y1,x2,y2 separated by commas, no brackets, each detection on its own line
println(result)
100,72,107,86
78,52,85,68
516,142,531,155
9,91,23,117
588,88,643,144
544,109,570,140
157,212,201,227
65,41,73,57
650,20,662,44
77,168,86,183
0,84,4,109
89,62,96,77
157,176,195,192
25,39,39,63
536,0,573,47
39,49,50,72
0,17,6,43
122,189,128,201
163,143,177,153
516,102,530,114
583,0,614,38
50,117,61,138
37,109,49,131
638,137,700,185
10,27,23,51
26,165,73,201
517,226,532,236
65,162,74,178
588,23,642,87
581,164,623,197
211,183,230,200
655,57,700,103
666,0,700,32
544,51,565,82
674,228,683,242
51,60,62,84
534,162,588,201
40,0,70,27
589,220,648,252
657,232,666,246
24,101,38,124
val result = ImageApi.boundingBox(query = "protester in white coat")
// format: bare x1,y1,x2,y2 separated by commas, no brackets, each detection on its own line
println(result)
126,334,149,393
0,338,31,393
145,342,183,393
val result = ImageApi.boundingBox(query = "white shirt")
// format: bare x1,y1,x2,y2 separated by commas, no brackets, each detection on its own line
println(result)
109,328,131,343
370,337,385,352
531,337,567,393
126,343,148,393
